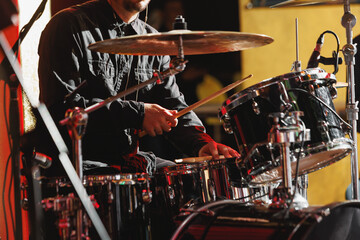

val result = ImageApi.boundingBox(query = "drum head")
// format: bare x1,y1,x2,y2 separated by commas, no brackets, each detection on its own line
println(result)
248,138,352,186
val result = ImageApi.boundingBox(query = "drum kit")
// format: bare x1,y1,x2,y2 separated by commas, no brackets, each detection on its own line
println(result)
28,0,360,239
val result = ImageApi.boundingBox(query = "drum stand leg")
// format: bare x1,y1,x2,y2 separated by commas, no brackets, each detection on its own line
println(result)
268,112,309,209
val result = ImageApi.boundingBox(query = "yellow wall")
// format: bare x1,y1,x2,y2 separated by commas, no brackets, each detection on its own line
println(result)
239,1,360,205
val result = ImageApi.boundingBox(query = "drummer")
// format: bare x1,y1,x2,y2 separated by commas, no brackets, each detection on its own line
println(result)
33,0,240,176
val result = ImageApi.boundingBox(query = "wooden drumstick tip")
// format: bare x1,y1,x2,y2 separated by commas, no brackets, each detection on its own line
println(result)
175,155,226,163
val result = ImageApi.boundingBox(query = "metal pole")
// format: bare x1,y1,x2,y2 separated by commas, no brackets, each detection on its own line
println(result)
342,0,359,200
281,143,292,194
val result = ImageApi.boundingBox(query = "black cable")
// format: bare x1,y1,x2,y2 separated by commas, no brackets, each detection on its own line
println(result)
2,76,16,239
172,200,239,240
282,128,306,220
288,88,352,131
318,30,341,74
2,83,10,240
200,203,238,240
292,130,306,202
2,155,11,240
12,0,48,59
8,161,15,237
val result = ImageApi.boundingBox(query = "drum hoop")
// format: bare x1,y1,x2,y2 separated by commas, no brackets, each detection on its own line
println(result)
297,137,353,174
161,158,235,176
219,68,336,118
248,138,352,186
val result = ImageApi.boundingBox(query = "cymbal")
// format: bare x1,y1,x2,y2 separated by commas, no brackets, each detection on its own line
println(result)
271,0,349,7
88,30,274,56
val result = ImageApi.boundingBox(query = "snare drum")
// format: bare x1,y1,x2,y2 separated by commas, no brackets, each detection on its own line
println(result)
219,68,352,185
153,157,272,216
154,159,232,215
173,200,360,240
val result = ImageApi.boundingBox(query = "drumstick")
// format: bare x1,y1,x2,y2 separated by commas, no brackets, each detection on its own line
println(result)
175,155,226,163
139,74,253,138
334,82,348,88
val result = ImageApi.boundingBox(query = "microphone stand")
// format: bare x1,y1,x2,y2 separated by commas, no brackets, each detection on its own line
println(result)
0,1,48,238
0,31,111,240
341,0,359,200
0,0,48,80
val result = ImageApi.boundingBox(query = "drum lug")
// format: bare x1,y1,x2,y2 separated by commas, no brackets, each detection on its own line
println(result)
142,189,152,204
21,183,29,211
318,121,331,142
329,85,338,99
167,185,176,206
107,183,113,203
207,178,217,201
267,143,278,166
308,84,315,95
252,100,261,115
222,113,233,134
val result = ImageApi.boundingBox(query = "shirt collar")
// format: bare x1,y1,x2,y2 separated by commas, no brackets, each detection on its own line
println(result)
102,0,145,35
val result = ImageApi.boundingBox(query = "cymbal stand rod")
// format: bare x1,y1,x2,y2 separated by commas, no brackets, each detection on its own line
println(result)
281,143,292,193
64,107,88,240
342,0,359,199
293,18,301,72
178,35,185,60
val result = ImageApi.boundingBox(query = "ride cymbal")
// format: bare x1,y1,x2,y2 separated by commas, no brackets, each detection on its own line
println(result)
88,30,274,56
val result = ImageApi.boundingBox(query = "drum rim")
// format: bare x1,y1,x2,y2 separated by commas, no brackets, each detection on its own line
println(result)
43,173,150,187
219,68,336,119
158,158,238,175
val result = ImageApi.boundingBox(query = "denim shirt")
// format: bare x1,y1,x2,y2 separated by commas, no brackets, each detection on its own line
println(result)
37,0,213,173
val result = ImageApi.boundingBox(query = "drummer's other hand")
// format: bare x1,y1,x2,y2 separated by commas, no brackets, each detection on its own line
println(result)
198,141,240,159
143,103,178,136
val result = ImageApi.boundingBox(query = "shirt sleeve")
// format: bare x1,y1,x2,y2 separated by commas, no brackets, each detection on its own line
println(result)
145,55,214,156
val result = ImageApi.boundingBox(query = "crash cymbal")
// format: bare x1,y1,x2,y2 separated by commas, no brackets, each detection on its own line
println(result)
271,0,350,7
88,30,274,56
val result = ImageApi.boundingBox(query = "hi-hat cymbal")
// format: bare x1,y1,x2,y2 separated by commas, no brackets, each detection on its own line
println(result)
271,0,350,7
88,30,274,56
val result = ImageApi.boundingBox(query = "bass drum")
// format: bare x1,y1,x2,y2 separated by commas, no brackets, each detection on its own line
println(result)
172,200,360,240
219,68,352,185
150,158,273,240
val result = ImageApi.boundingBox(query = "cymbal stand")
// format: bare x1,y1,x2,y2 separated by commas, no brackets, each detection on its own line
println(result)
268,111,309,209
64,107,88,240
58,33,187,238
342,0,359,200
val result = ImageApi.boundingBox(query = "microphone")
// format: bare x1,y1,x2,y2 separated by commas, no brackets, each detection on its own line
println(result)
307,34,325,68
32,152,52,169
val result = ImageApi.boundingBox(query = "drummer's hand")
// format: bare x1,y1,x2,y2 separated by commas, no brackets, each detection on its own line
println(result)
143,103,178,137
198,141,240,159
